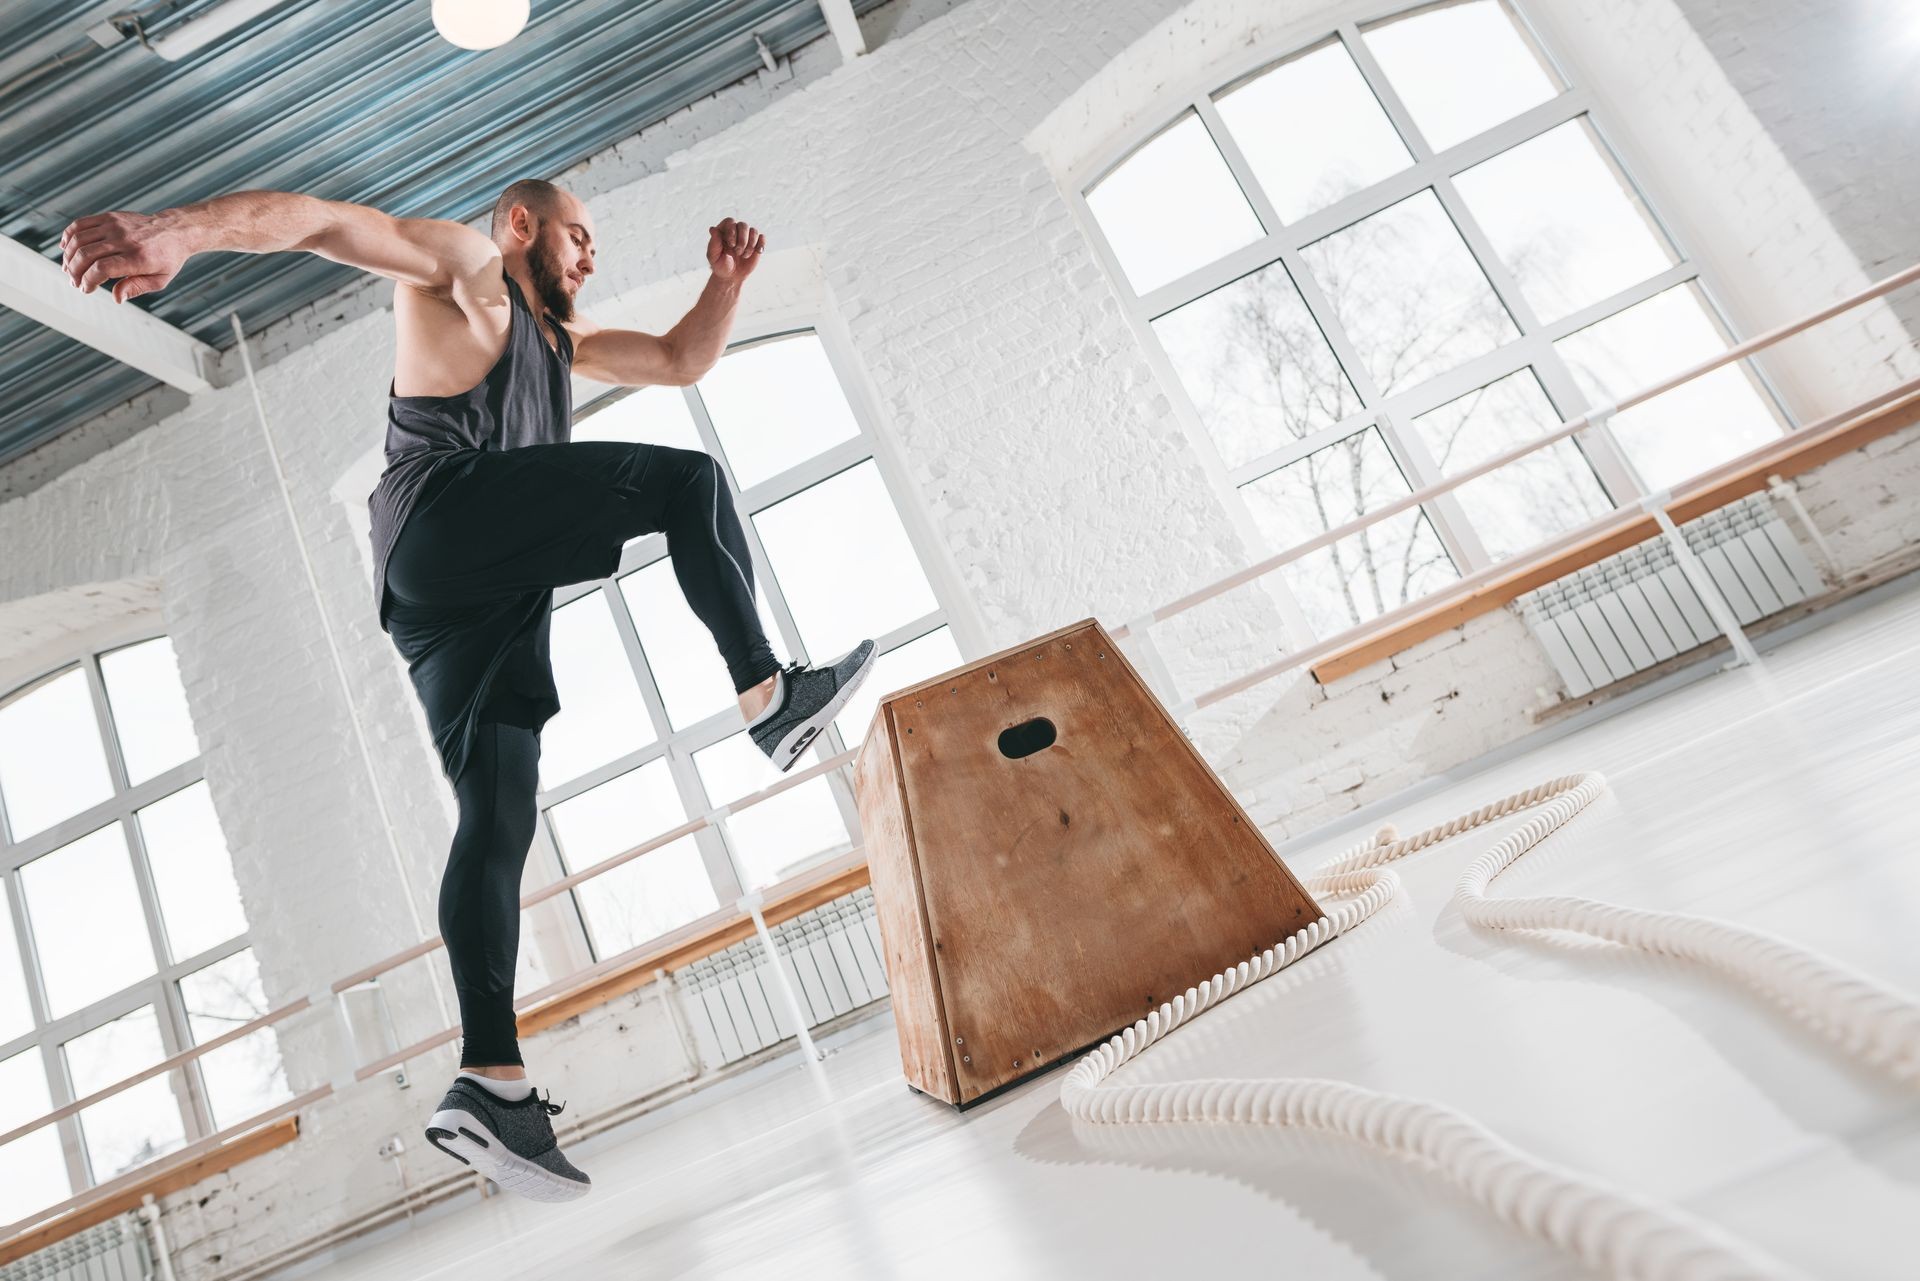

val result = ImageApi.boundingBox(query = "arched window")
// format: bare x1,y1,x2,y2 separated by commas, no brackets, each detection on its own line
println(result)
1080,0,1787,640
510,328,958,983
0,636,287,1221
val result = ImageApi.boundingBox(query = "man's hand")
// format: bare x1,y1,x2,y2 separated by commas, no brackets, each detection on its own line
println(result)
706,217,766,284
61,210,192,304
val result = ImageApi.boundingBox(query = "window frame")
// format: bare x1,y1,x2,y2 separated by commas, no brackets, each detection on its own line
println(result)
1068,0,1795,640
0,627,251,1194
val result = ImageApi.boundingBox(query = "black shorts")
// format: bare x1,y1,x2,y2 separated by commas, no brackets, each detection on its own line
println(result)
384,441,662,786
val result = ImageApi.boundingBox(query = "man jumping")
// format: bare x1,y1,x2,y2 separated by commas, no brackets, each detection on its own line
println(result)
60,180,877,1201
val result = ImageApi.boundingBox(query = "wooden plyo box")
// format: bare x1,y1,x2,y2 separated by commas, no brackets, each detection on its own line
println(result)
852,618,1323,1108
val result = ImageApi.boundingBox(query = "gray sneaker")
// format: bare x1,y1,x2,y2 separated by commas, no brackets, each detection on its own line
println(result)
425,1078,591,1202
747,641,878,771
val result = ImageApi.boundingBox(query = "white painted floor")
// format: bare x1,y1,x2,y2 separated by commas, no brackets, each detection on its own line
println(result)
282,584,1920,1281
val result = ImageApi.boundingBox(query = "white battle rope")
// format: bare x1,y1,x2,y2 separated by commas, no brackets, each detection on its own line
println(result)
1061,771,1920,1281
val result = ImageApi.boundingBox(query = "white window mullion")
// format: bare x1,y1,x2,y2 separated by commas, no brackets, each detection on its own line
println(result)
602,577,677,753
536,737,674,811
1528,348,1649,503
1431,173,1544,333
1193,94,1284,237
1269,163,1438,254
82,653,131,797
1272,238,1387,404
1377,411,1494,573
1339,22,1434,161
47,1035,88,1193
1228,406,1385,486
1136,232,1289,321
732,435,872,515
1538,263,1697,343
1372,335,1542,423
673,742,747,908
157,973,215,1143
734,490,812,669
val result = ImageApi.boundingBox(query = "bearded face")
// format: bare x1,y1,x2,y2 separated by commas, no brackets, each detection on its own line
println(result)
525,227,575,324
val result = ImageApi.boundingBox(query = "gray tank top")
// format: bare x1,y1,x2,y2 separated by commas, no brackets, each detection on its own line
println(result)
366,273,575,632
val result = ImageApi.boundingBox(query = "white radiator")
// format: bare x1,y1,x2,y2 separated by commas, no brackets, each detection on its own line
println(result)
0,1215,150,1281
678,887,890,1067
1519,494,1825,697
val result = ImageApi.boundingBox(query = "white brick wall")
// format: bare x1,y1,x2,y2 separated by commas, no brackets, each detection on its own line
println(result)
1526,0,1919,421
1669,0,1920,350
0,0,1915,1274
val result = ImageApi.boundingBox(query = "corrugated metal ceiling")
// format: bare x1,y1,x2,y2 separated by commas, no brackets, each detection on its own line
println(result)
0,0,878,466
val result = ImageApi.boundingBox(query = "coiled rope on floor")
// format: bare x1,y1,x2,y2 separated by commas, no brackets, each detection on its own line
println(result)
1061,771,1920,1280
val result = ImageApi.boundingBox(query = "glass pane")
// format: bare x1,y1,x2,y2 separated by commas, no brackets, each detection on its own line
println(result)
138,780,245,963
572,384,703,451
180,948,289,1132
1300,189,1517,397
618,559,786,733
0,667,115,843
694,734,850,891
64,1005,186,1182
1153,258,1361,468
541,591,655,791
1365,0,1560,152
754,461,938,662
834,627,964,749
22,823,153,1019
99,637,199,787
546,760,718,955
1555,284,1782,490
0,880,32,1043
1216,39,1411,224
1086,111,1265,295
1455,118,1674,323
696,335,861,491
1240,427,1459,636
1412,369,1613,560
0,1048,69,1226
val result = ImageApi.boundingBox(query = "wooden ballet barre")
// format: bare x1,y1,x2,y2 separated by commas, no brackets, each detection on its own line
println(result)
1182,386,1920,710
1,854,873,1250
1116,259,1920,643
1308,385,1920,682
352,851,872,1082
0,757,867,1225
1,1104,313,1251
335,745,858,990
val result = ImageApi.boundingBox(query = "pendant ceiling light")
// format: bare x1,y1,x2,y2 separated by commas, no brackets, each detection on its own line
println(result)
432,0,530,50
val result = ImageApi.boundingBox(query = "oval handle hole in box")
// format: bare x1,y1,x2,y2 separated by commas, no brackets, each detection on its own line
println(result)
998,717,1057,759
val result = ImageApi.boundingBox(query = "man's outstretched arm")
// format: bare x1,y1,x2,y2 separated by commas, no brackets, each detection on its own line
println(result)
569,217,766,387
60,191,498,304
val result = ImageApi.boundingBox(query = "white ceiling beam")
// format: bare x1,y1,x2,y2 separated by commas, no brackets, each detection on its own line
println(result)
0,234,218,395
818,0,866,60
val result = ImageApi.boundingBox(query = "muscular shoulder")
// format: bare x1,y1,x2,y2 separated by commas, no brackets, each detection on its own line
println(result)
397,254,509,335
390,257,512,396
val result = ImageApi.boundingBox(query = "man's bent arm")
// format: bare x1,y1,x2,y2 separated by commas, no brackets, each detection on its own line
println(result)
571,218,765,386
660,273,745,382
572,274,744,387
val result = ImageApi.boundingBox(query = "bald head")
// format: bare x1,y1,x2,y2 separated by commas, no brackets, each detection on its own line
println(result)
491,178,570,244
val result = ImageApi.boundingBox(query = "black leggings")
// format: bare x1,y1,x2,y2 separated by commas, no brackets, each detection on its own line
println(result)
445,719,541,1067
389,441,783,1066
